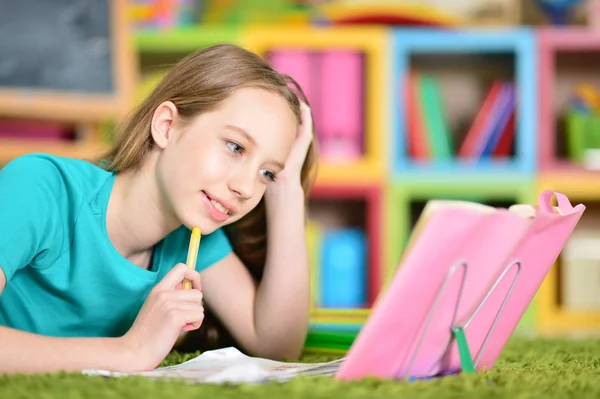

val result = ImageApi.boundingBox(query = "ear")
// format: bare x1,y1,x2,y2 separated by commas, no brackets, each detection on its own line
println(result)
151,101,179,149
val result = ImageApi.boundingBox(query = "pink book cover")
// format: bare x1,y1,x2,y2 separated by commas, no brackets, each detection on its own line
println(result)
335,191,585,381
457,191,585,371
268,50,320,127
0,120,71,140
318,50,364,159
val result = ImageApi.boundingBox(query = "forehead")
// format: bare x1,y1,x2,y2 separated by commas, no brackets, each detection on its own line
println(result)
214,87,297,142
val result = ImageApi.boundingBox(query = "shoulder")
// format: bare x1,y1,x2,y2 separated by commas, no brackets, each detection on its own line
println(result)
161,226,233,271
1,153,111,200
1,153,64,183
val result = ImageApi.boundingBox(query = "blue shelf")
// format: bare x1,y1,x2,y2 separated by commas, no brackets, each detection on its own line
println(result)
390,28,537,178
389,159,531,180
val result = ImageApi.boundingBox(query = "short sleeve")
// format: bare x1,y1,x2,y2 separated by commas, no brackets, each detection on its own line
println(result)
0,155,66,282
195,227,233,270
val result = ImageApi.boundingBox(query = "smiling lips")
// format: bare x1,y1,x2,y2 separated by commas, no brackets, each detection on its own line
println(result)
201,191,233,222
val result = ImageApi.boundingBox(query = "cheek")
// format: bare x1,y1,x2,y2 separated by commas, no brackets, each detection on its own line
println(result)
232,193,264,223
197,150,231,183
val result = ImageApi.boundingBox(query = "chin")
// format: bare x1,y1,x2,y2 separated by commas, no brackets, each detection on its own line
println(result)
182,214,233,235
183,219,218,235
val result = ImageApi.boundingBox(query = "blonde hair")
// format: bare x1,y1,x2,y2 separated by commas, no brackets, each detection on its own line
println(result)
99,44,318,351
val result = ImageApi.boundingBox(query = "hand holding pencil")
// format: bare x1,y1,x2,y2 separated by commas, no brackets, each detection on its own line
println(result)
121,238,204,371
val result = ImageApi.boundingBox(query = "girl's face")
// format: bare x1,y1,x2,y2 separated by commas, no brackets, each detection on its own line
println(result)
152,87,298,234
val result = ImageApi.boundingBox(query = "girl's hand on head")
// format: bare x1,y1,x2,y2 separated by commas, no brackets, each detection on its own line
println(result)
271,102,314,187
119,263,204,371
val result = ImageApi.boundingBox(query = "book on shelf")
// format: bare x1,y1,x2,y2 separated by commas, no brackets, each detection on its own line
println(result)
404,74,516,163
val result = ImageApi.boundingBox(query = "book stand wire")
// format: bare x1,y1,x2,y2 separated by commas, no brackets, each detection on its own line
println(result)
399,259,522,379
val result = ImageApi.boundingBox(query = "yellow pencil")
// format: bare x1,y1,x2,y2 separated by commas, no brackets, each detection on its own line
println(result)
183,227,201,290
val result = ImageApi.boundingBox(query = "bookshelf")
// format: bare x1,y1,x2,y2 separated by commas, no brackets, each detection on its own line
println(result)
240,26,389,185
536,27,600,334
391,28,537,179
3,20,600,338
0,0,134,167
307,183,383,324
535,176,600,334
134,26,240,54
538,27,600,173
386,175,537,331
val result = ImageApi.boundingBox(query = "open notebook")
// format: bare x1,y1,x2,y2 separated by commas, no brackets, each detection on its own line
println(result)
84,190,584,383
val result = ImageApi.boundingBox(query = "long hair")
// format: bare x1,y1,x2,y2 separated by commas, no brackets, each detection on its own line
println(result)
97,44,318,352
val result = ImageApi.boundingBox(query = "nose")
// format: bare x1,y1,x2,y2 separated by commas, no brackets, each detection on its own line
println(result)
228,168,254,200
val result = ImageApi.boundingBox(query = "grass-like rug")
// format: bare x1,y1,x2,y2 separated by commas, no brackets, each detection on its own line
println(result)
1,337,599,398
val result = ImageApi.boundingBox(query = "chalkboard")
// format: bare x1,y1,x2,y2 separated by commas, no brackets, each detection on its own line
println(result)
0,0,135,121
0,0,113,93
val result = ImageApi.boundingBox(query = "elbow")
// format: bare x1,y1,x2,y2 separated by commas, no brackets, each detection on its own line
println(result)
253,336,306,361
275,343,304,361
260,346,303,362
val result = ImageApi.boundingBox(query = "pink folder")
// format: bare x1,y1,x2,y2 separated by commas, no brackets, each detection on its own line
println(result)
318,50,364,160
269,50,320,130
335,190,585,380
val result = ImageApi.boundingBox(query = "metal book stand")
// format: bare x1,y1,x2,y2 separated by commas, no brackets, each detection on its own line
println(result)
400,259,523,379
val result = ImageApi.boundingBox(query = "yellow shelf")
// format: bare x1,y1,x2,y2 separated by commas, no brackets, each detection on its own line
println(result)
537,256,600,333
538,172,600,200
535,177,600,333
315,159,385,185
537,285,600,334
241,25,390,184
310,307,370,324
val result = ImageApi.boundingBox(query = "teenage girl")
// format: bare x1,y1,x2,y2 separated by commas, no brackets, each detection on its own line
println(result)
0,44,318,374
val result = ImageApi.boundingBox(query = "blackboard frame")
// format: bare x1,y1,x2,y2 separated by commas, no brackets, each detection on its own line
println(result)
0,0,136,123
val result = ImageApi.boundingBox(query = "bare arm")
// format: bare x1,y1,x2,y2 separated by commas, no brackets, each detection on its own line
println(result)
0,263,206,375
0,267,133,374
201,186,309,360
256,184,310,358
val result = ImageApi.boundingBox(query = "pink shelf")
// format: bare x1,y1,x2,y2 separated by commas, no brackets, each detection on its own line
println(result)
539,28,600,171
309,183,383,308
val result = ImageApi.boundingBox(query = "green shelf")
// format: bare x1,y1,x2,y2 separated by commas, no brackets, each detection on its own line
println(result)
304,330,358,351
384,176,537,331
134,25,240,53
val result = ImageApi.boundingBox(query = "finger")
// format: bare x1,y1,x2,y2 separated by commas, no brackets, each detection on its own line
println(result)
162,288,204,304
185,267,202,292
156,263,201,291
299,102,313,137
296,103,313,146
170,306,204,329
181,323,199,332
286,103,314,167
182,318,203,331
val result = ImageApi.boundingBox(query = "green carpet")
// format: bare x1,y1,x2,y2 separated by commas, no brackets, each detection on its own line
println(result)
1,337,599,398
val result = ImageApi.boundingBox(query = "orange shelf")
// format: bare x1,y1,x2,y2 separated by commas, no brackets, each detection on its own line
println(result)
0,138,108,165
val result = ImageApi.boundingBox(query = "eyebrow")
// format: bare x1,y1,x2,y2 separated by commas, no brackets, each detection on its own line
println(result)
224,124,285,171
224,124,256,146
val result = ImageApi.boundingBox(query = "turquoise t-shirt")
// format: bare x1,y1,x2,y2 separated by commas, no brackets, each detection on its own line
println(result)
0,153,232,338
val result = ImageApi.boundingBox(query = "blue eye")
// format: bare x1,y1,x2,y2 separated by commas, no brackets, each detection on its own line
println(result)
261,169,276,182
226,141,244,154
